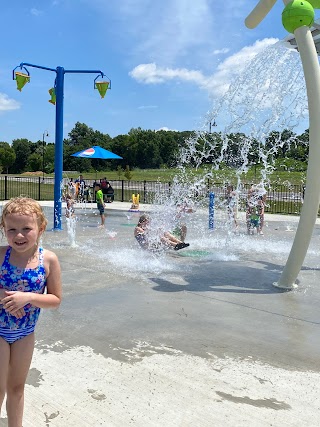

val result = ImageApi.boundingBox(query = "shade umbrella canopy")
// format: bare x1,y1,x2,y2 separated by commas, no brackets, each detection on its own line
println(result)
71,145,123,159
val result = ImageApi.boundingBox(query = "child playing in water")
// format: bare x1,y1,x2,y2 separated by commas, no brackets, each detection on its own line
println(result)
65,193,75,219
246,186,265,235
95,182,106,227
0,197,62,427
134,214,190,251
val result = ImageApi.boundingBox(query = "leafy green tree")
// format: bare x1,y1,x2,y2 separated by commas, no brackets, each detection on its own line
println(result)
0,142,16,174
265,129,296,161
157,131,179,167
286,141,308,163
124,165,133,181
292,130,309,163
5,122,311,175
67,122,94,147
136,130,162,168
128,127,143,136
297,129,309,144
27,152,42,171
223,133,249,167
117,165,123,179
11,139,32,173
246,137,260,166
45,144,56,173
112,134,131,165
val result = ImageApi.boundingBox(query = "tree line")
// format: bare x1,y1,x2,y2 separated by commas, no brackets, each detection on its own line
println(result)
0,121,310,175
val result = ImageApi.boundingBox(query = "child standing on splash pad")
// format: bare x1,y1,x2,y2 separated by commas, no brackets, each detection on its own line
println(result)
95,182,106,228
65,193,75,219
170,200,194,242
0,197,62,427
246,184,266,235
134,214,190,251
67,177,76,200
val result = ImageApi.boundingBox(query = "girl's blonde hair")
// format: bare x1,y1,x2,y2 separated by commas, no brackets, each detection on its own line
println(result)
0,197,48,231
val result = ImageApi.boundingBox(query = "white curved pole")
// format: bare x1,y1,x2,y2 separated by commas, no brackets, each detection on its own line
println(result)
245,0,277,28
275,25,320,288
245,0,320,289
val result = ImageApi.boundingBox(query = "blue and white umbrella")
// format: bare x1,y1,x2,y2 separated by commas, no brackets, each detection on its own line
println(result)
71,145,122,159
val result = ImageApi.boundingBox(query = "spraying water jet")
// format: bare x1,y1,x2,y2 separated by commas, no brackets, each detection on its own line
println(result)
246,0,320,289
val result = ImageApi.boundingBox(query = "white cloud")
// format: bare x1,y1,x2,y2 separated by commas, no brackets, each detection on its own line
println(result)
138,105,158,110
129,63,204,85
156,127,178,132
30,8,42,16
212,48,230,55
0,94,20,112
129,38,279,98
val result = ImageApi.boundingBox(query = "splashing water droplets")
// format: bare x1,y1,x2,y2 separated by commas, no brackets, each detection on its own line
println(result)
66,216,77,247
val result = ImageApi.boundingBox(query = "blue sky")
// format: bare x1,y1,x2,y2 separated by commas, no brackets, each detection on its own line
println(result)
0,0,296,144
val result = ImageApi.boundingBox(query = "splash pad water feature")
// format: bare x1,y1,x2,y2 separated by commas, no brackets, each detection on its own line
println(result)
45,15,317,294
38,203,320,361
140,4,320,291
245,0,320,290
135,41,305,269
40,200,319,290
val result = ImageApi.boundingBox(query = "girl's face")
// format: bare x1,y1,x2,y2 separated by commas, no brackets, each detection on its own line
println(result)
140,219,149,229
4,213,43,253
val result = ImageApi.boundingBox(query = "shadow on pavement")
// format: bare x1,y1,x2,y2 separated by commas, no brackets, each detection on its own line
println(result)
150,263,287,294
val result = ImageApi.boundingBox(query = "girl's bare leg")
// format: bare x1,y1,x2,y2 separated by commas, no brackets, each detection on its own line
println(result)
180,225,187,242
163,232,181,244
246,208,251,234
0,337,10,418
160,236,176,248
259,214,264,234
6,333,35,427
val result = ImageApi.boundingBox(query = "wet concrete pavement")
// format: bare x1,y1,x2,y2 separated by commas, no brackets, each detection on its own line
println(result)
0,201,319,426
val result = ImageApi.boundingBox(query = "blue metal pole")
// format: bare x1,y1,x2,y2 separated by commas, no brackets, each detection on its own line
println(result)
209,192,215,230
13,63,110,230
54,66,64,230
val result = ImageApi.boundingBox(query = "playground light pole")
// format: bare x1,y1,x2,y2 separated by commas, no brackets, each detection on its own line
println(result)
13,62,111,230
209,119,217,134
42,130,49,182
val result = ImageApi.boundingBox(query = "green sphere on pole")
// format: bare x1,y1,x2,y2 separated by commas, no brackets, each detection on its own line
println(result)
282,0,314,33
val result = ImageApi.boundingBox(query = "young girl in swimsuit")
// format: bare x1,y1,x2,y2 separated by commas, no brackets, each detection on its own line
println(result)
0,197,62,427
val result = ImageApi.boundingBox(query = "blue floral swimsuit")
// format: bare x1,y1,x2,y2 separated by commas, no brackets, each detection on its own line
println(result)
0,246,47,344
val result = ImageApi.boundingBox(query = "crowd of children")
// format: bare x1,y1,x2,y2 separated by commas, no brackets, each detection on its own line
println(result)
64,176,116,227
225,184,266,235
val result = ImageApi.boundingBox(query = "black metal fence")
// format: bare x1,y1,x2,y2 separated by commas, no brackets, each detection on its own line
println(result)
0,176,307,215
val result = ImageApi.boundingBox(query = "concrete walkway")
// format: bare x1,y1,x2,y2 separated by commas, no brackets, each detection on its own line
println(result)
0,201,319,426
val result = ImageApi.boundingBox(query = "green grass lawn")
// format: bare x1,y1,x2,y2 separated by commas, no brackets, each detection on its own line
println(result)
18,166,306,185
82,169,305,185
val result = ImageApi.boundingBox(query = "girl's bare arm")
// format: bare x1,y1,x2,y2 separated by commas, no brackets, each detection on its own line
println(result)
2,250,62,312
